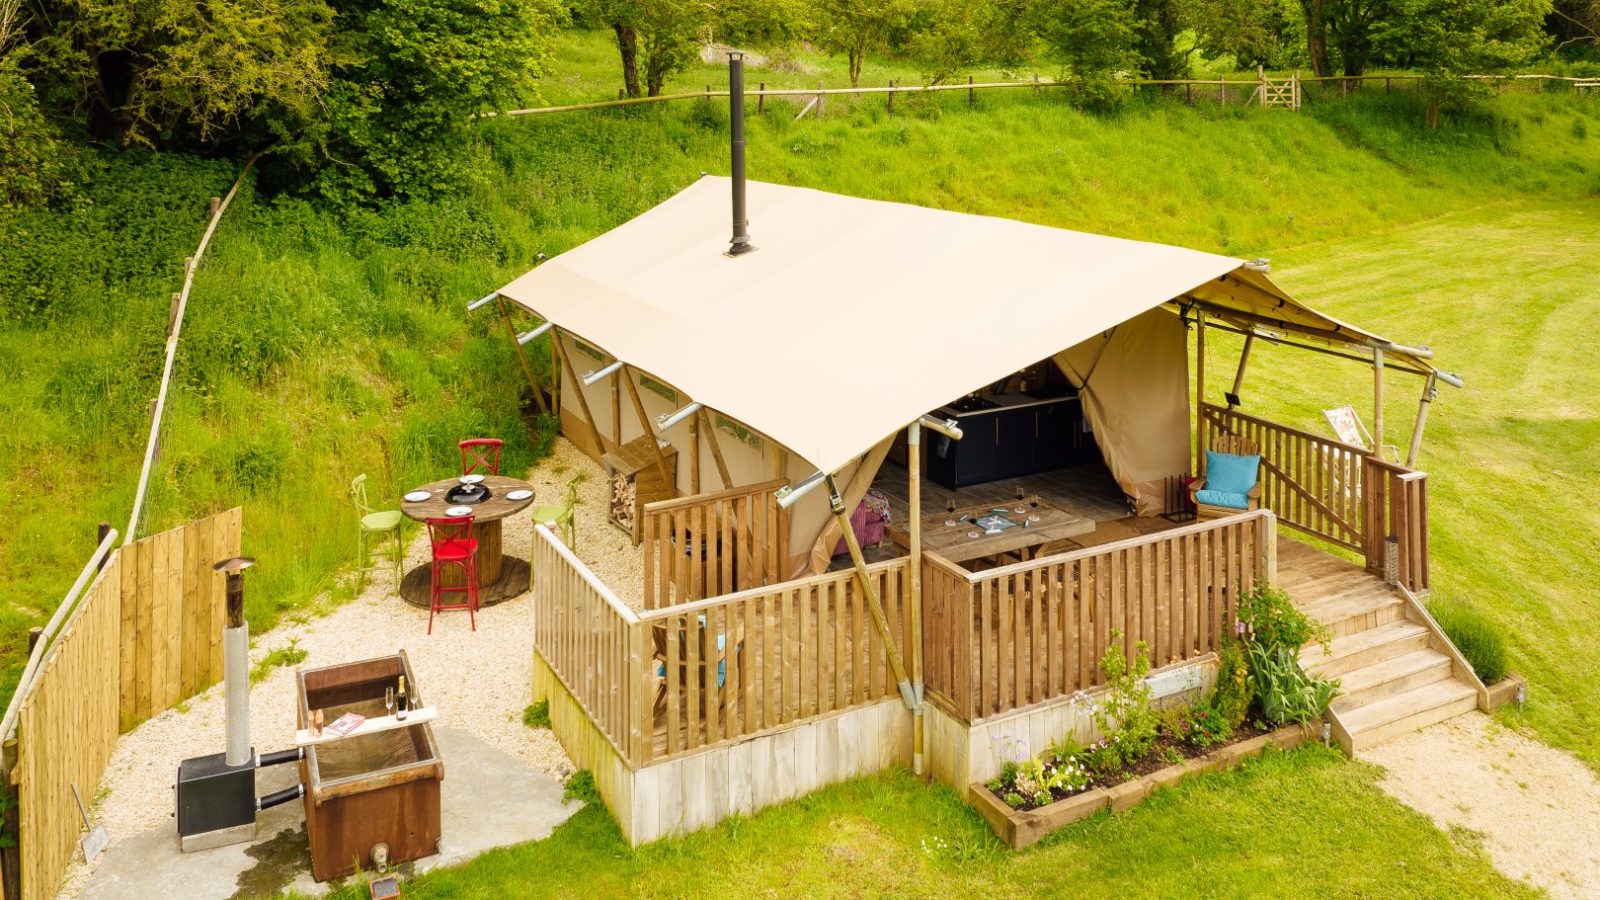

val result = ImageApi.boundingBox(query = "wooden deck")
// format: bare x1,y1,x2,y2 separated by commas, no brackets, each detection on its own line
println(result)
873,459,1134,526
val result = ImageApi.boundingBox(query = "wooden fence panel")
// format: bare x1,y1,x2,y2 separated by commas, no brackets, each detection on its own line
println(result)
924,511,1274,724
117,507,241,730
532,526,639,762
17,558,123,900
641,480,789,610
638,558,909,763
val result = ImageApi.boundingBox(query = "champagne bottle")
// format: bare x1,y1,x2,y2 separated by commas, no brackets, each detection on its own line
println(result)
396,675,409,721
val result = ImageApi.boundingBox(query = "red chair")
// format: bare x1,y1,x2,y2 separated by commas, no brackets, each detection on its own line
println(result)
426,516,479,633
459,438,503,476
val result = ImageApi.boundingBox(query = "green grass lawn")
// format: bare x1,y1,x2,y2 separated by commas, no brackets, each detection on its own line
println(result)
315,748,1532,899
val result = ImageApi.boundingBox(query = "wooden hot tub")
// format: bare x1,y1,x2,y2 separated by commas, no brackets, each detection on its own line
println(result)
296,651,443,881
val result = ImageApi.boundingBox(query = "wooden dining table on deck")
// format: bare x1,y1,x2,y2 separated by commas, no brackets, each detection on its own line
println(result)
398,474,535,607
888,498,1094,566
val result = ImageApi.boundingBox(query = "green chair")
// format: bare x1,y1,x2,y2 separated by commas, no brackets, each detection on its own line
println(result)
351,474,404,589
530,475,580,548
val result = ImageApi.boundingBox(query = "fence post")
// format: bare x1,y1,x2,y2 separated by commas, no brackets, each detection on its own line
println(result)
968,75,975,109
0,736,17,900
757,82,765,114
97,522,111,570
887,79,895,112
1186,81,1193,104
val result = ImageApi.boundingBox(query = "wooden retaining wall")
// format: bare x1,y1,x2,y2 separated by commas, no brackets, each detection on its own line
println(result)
117,507,242,729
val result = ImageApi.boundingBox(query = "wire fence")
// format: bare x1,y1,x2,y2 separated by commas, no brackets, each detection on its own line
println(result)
501,72,1596,120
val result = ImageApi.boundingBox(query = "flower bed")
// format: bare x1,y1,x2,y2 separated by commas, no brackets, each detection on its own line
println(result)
971,586,1338,849
971,721,1317,849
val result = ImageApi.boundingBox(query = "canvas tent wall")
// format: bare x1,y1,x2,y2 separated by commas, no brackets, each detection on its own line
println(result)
499,176,1446,564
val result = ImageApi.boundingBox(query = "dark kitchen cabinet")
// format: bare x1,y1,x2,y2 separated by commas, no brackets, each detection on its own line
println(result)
926,396,1091,489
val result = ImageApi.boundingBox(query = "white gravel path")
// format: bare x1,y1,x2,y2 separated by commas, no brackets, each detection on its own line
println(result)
1363,711,1600,899
58,440,641,897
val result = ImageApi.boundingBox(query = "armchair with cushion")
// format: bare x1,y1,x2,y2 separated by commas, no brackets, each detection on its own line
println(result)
1189,435,1262,521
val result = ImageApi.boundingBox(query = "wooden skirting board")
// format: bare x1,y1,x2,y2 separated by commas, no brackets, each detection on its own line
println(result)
535,649,911,846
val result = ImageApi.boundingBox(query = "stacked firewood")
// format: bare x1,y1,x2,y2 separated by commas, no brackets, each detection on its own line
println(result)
611,473,636,530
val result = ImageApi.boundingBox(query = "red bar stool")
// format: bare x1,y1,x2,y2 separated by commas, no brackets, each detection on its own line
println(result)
459,438,503,476
426,516,479,633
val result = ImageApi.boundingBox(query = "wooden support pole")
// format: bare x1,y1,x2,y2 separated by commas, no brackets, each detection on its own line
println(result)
826,476,911,697
552,330,607,455
1406,373,1437,468
495,296,551,416
1372,345,1386,458
688,410,701,494
907,422,925,774
610,369,622,447
621,366,675,496
768,445,786,482
1195,310,1208,475
697,408,733,489
1228,332,1255,408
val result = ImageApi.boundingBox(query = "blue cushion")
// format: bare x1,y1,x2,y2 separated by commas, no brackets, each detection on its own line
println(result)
1205,450,1260,494
1195,489,1250,510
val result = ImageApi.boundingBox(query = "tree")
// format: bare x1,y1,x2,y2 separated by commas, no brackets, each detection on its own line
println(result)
906,0,993,84
1300,0,1333,75
25,0,333,147
815,0,913,87
1033,0,1143,108
579,0,713,98
1373,0,1548,126
298,0,563,201
1132,0,1187,79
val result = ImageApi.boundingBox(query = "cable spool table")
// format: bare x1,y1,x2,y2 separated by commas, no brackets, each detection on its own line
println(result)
398,475,535,607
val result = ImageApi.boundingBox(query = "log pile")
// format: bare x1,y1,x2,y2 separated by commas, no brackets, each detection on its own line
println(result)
611,473,637,533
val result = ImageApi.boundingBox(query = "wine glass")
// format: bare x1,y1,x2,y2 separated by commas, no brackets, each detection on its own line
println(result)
1015,484,1025,503
384,687,396,719
945,496,956,514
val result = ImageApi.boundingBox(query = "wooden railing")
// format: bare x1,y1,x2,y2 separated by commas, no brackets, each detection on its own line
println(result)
637,558,910,763
1201,404,1367,552
641,479,789,610
1364,457,1430,594
533,525,644,762
923,510,1277,724
1200,404,1431,593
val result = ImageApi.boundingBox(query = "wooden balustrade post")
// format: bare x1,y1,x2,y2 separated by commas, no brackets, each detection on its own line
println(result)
907,422,925,774
1195,310,1208,476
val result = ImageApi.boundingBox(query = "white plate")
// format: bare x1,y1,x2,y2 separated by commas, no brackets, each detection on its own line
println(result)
459,474,485,485
444,506,473,517
506,489,533,501
404,491,431,503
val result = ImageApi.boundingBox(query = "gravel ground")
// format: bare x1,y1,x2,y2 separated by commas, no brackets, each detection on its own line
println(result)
1363,711,1600,898
57,441,639,897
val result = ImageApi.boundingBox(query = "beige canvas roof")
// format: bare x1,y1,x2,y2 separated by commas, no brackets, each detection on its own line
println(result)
498,176,1437,475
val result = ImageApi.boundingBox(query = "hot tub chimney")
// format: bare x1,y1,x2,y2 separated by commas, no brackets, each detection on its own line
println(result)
215,556,255,766
727,52,755,257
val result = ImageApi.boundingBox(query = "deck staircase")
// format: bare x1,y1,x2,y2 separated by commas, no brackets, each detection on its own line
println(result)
1278,541,1485,753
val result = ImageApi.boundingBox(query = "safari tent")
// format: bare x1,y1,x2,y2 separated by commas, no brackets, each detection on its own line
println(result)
485,174,1477,845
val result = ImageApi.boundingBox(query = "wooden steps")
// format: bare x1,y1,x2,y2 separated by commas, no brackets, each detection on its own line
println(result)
1280,536,1481,754
1337,679,1478,751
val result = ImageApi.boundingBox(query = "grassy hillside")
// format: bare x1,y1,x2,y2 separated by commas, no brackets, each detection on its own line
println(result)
1,30,1595,733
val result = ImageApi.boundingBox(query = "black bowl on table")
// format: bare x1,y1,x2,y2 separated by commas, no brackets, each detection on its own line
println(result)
445,483,491,504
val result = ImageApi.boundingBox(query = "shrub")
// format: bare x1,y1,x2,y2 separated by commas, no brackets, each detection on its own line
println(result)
1091,631,1159,769
562,770,601,805
1210,639,1254,731
1430,602,1509,685
1236,583,1325,651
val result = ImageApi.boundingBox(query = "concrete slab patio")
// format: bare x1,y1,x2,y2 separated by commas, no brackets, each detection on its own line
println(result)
79,727,579,899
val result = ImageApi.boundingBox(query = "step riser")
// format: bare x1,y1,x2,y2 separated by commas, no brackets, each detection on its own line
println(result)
1319,603,1405,639
1307,631,1430,679
1350,694,1479,751
1333,659,1453,711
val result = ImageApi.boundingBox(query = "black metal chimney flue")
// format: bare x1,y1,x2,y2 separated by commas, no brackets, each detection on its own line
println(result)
727,52,755,257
